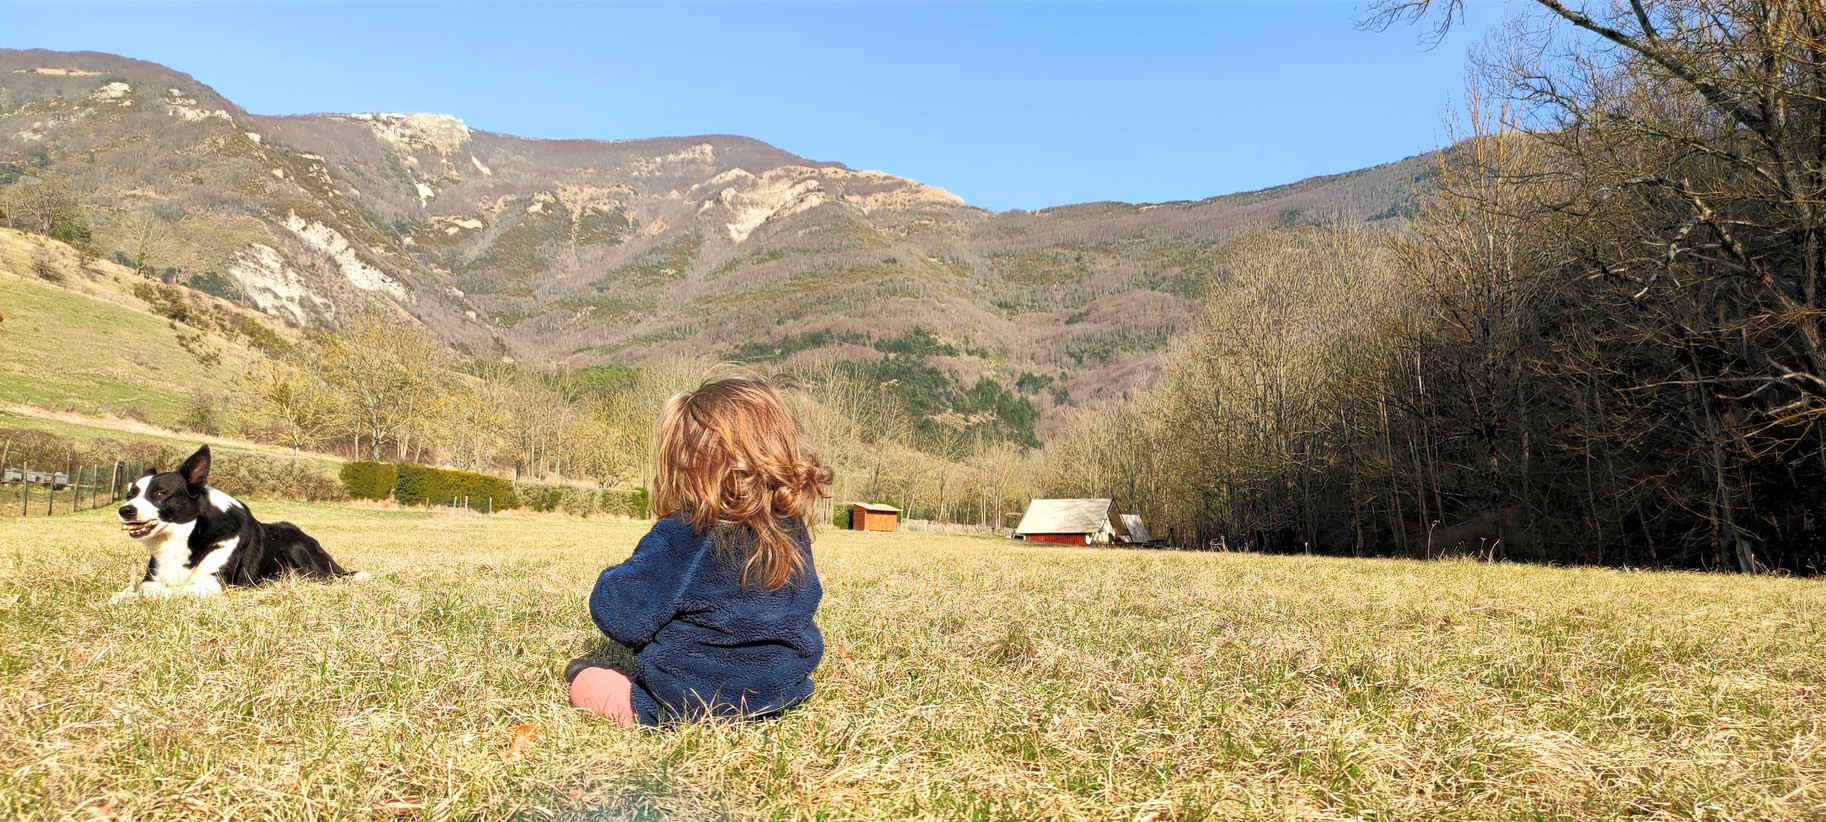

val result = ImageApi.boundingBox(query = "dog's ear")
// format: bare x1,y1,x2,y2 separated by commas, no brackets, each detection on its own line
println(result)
141,468,156,477
179,445,211,489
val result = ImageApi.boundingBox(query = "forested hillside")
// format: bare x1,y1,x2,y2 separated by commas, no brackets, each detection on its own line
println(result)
1050,0,1826,574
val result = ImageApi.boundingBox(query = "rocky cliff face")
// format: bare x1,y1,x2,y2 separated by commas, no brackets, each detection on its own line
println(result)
0,48,1433,421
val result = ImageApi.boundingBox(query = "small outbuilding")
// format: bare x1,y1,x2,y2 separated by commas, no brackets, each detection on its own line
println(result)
1013,498,1138,545
851,502,901,532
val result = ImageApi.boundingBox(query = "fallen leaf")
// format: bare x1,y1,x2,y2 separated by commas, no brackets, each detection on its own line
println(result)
507,722,539,755
568,787,583,803
82,802,116,822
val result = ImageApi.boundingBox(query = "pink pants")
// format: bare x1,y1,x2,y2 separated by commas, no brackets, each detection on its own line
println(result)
569,667,637,728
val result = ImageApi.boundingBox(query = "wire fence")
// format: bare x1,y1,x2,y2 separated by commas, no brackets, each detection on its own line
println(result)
0,459,156,517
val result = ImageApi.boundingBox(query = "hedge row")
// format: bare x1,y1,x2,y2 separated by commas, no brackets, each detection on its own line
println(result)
335,461,657,517
339,461,396,500
395,464,518,511
516,482,649,519
336,460,517,510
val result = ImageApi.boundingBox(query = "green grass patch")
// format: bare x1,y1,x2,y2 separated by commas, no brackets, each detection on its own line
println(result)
0,263,253,425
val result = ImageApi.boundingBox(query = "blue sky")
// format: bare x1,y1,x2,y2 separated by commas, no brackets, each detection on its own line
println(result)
1,1,1507,210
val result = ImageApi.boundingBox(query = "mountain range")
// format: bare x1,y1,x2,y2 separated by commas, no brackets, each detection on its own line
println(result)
0,49,1434,430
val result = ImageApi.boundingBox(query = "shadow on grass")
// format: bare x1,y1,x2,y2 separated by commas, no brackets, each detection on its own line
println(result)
576,638,636,674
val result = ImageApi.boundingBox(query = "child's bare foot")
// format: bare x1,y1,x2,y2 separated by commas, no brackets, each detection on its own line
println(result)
563,657,602,684
567,661,638,727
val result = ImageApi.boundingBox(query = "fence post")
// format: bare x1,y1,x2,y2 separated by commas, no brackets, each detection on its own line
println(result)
487,496,493,514
21,464,28,517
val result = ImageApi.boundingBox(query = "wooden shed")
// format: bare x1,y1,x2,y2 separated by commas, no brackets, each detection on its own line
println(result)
851,502,901,532
1013,498,1136,545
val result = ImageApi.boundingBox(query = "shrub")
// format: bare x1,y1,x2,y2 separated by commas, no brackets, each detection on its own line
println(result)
220,312,287,355
559,487,600,518
340,461,397,500
602,486,649,519
395,464,517,511
515,482,649,518
131,281,190,323
208,455,344,502
31,250,61,282
0,429,77,468
187,271,245,302
177,390,224,434
515,482,564,513
834,503,852,529
48,213,91,248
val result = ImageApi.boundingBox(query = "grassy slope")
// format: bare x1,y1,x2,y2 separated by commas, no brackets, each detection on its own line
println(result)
0,228,261,425
0,227,348,475
1,503,1822,819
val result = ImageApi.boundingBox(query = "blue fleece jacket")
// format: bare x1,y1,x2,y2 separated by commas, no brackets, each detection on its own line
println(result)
588,514,823,725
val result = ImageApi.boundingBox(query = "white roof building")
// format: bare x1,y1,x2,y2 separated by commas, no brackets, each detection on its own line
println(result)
1013,498,1141,545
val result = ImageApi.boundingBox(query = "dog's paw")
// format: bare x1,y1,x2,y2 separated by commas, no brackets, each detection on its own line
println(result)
349,571,373,582
177,580,223,598
108,588,139,604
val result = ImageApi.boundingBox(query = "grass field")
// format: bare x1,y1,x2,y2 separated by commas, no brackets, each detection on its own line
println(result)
1,503,1823,820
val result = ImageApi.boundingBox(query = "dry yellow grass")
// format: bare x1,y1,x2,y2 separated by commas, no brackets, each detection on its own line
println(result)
1,502,1823,819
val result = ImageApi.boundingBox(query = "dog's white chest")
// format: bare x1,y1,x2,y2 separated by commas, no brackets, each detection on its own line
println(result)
145,524,198,587
145,521,239,583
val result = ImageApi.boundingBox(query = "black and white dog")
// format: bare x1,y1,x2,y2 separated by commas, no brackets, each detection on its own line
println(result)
111,445,363,601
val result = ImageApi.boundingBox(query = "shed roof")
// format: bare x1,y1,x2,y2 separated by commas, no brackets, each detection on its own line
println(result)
1015,498,1116,536
853,502,901,513
1119,514,1152,543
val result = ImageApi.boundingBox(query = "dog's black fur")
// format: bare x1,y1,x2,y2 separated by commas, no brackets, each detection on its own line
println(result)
114,445,357,599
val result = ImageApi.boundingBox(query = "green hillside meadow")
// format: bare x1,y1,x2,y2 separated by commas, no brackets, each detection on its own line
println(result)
0,503,1821,819
0,228,256,425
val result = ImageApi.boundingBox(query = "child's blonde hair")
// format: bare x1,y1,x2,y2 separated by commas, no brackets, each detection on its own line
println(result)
651,377,833,590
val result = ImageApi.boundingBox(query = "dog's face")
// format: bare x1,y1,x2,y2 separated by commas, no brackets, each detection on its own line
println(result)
118,446,210,540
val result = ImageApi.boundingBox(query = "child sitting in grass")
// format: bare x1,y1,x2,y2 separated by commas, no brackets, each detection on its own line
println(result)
566,377,832,726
